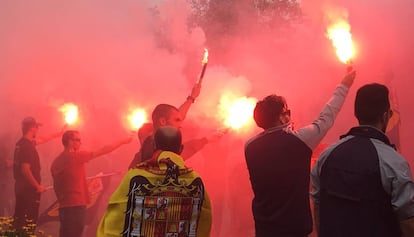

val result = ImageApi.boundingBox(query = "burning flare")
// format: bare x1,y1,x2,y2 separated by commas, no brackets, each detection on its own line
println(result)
327,20,355,64
127,108,147,130
202,48,209,65
218,94,257,130
59,103,79,125
198,48,209,84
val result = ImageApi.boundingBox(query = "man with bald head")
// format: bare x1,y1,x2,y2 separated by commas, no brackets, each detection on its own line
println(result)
153,124,183,152
128,82,201,169
98,126,212,237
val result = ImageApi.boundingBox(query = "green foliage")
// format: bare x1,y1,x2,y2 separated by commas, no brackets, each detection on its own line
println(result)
254,0,302,27
186,0,303,54
0,216,50,237
188,0,303,35
1,230,29,237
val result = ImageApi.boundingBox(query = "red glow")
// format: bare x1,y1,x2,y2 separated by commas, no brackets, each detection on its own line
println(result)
127,108,148,131
327,20,355,64
1,1,413,237
59,103,79,125
218,93,257,131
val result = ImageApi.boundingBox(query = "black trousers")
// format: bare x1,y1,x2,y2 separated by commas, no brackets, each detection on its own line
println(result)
13,190,40,233
59,205,87,237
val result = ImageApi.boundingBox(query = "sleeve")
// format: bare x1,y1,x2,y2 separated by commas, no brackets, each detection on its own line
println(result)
293,84,349,150
376,140,414,220
16,143,36,164
181,138,208,160
310,150,328,204
73,151,93,164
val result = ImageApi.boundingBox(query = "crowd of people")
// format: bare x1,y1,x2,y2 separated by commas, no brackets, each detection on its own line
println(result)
3,70,414,237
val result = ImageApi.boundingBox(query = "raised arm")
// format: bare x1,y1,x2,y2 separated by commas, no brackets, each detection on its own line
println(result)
179,83,201,120
294,70,356,149
91,135,133,159
181,129,228,160
36,124,67,145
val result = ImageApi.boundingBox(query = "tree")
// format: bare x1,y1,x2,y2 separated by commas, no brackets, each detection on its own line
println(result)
188,0,302,37
254,0,302,28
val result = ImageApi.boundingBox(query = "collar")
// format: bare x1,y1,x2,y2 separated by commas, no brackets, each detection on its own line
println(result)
22,136,36,145
263,122,292,134
341,125,395,150
155,150,185,170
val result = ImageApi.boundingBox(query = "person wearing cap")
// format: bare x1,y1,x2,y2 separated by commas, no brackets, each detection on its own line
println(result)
310,83,414,237
51,130,132,237
128,84,226,169
97,126,212,237
244,71,356,237
0,133,13,216
12,116,65,232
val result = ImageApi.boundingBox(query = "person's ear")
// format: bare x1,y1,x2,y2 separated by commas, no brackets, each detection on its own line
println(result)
279,114,290,125
380,112,389,132
381,112,387,124
381,110,392,129
383,109,393,123
159,118,167,126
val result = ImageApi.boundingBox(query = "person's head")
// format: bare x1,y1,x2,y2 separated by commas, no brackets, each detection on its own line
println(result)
62,130,81,150
152,104,182,129
253,95,290,130
22,117,42,136
154,126,183,154
354,83,392,132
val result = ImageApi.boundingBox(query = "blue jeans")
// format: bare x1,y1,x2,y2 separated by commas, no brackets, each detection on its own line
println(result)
59,206,86,237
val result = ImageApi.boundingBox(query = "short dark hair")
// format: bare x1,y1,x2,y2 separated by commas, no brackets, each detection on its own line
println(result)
254,95,287,129
355,83,390,124
152,104,179,127
62,130,79,147
154,126,182,154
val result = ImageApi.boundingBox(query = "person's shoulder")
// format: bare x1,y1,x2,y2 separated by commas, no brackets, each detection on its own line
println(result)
15,138,37,155
372,139,406,164
16,137,33,146
319,135,355,158
245,131,267,148
245,127,288,148
126,164,160,179
55,150,91,161
51,152,67,173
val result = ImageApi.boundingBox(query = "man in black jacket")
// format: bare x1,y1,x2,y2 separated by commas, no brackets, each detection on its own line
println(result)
311,83,414,237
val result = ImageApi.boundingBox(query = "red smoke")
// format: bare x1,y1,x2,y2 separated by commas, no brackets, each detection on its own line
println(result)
1,0,413,236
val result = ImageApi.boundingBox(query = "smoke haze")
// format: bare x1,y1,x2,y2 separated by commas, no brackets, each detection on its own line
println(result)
1,0,413,236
